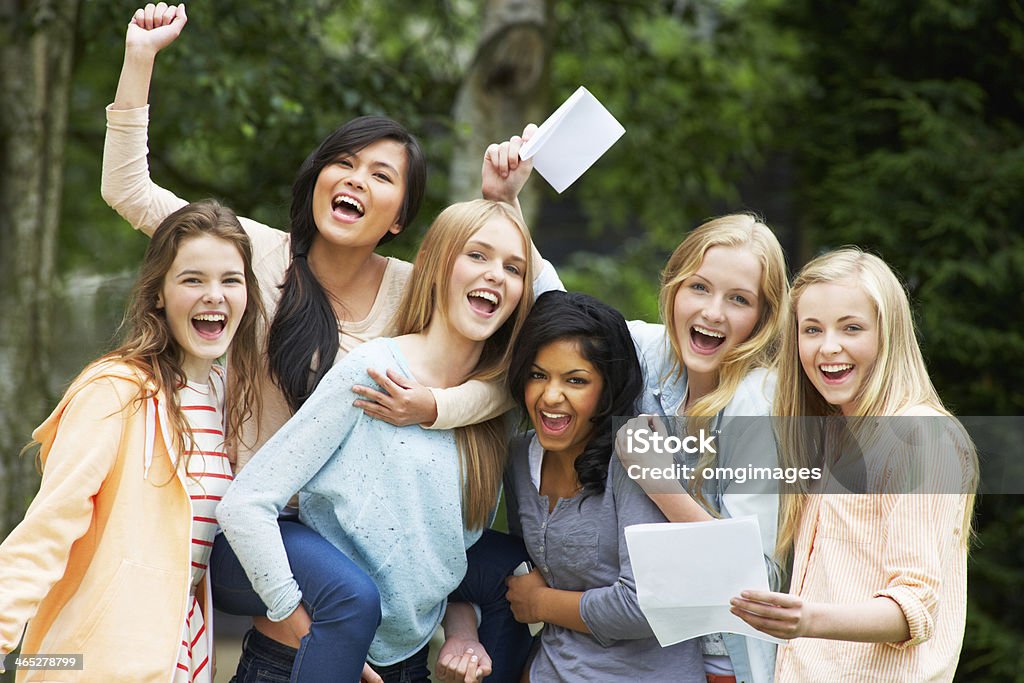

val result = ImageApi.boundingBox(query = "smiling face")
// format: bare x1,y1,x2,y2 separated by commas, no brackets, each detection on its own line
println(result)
442,215,528,342
797,280,880,416
158,235,248,383
311,138,408,249
525,338,605,460
672,244,763,385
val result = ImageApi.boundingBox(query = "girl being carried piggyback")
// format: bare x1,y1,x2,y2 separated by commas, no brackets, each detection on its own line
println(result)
0,201,264,683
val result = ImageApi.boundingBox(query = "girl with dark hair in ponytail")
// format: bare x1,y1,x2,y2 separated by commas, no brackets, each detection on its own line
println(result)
102,6,560,682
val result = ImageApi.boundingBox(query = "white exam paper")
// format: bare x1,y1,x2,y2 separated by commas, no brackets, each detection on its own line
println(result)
624,516,784,647
519,86,625,193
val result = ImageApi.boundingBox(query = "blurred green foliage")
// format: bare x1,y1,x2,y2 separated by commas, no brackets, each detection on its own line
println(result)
54,1,1023,679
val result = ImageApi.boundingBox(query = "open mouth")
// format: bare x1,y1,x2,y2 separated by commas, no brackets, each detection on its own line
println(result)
467,289,500,316
331,194,365,220
820,363,854,383
192,313,227,340
539,410,572,435
690,325,725,353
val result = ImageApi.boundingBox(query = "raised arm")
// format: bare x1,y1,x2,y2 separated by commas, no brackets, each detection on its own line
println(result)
114,3,188,110
101,4,191,236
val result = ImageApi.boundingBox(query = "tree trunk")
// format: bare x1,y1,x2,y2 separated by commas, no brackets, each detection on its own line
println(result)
449,0,552,227
0,0,80,539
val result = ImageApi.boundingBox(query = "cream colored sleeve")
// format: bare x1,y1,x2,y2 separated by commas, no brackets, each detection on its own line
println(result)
427,379,515,430
101,104,189,236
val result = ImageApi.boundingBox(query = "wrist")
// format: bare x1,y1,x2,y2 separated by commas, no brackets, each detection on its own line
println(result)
530,587,549,622
123,44,159,64
801,600,822,639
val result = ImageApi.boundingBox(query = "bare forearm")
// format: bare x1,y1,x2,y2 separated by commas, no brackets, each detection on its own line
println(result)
733,589,912,643
113,47,157,110
443,601,480,639
806,597,910,643
536,588,589,633
647,489,714,523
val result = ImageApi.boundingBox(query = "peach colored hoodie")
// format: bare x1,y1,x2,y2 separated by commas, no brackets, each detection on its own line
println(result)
0,361,214,682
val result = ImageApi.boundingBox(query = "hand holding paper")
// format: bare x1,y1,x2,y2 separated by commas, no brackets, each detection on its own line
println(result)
624,516,784,647
519,86,625,193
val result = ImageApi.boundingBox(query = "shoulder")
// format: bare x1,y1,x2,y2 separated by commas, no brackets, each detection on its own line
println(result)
71,360,152,400
627,319,667,354
725,367,776,417
385,257,414,285
326,337,396,381
896,403,942,418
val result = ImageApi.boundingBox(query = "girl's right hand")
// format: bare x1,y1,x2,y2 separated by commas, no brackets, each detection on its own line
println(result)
481,124,538,205
126,3,187,55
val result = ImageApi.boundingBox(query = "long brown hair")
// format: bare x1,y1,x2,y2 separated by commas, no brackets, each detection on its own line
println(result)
100,201,265,476
392,199,535,529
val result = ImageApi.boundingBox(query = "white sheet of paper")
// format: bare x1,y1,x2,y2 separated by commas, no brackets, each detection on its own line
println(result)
624,516,784,647
519,86,625,193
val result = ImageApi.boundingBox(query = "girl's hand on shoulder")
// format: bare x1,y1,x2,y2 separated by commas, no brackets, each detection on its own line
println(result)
436,638,492,682
730,590,812,640
505,567,548,624
352,368,438,427
482,124,537,204
126,3,187,56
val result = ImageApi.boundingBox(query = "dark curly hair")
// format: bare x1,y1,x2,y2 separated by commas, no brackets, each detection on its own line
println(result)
508,291,643,498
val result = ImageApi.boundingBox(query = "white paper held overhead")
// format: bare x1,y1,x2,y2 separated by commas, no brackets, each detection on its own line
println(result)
519,86,625,193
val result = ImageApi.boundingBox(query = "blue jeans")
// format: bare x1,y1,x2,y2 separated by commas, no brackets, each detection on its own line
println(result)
369,644,430,683
450,529,534,683
211,519,381,683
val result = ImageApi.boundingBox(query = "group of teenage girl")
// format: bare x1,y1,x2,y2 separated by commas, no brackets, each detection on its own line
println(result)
0,4,976,683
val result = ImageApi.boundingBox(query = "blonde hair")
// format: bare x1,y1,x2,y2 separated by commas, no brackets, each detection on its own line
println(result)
392,199,535,529
774,247,977,559
659,213,788,509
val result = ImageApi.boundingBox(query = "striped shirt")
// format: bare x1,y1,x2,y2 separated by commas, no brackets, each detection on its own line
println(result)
173,372,231,683
775,417,973,682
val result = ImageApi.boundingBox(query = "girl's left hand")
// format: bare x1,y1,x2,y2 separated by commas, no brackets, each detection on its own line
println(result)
353,368,438,427
505,568,548,624
436,638,493,682
730,589,812,640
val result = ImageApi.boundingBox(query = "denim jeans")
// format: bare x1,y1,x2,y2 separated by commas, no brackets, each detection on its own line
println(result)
369,644,430,683
449,529,535,683
211,519,382,683
231,627,296,683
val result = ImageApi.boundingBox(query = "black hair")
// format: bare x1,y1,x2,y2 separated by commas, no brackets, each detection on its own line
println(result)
508,291,644,498
267,116,427,412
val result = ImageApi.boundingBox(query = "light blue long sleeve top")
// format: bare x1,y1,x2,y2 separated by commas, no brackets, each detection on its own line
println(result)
217,337,481,665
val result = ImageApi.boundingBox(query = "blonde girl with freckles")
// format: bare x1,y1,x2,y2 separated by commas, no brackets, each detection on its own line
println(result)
617,214,789,683
731,248,977,682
